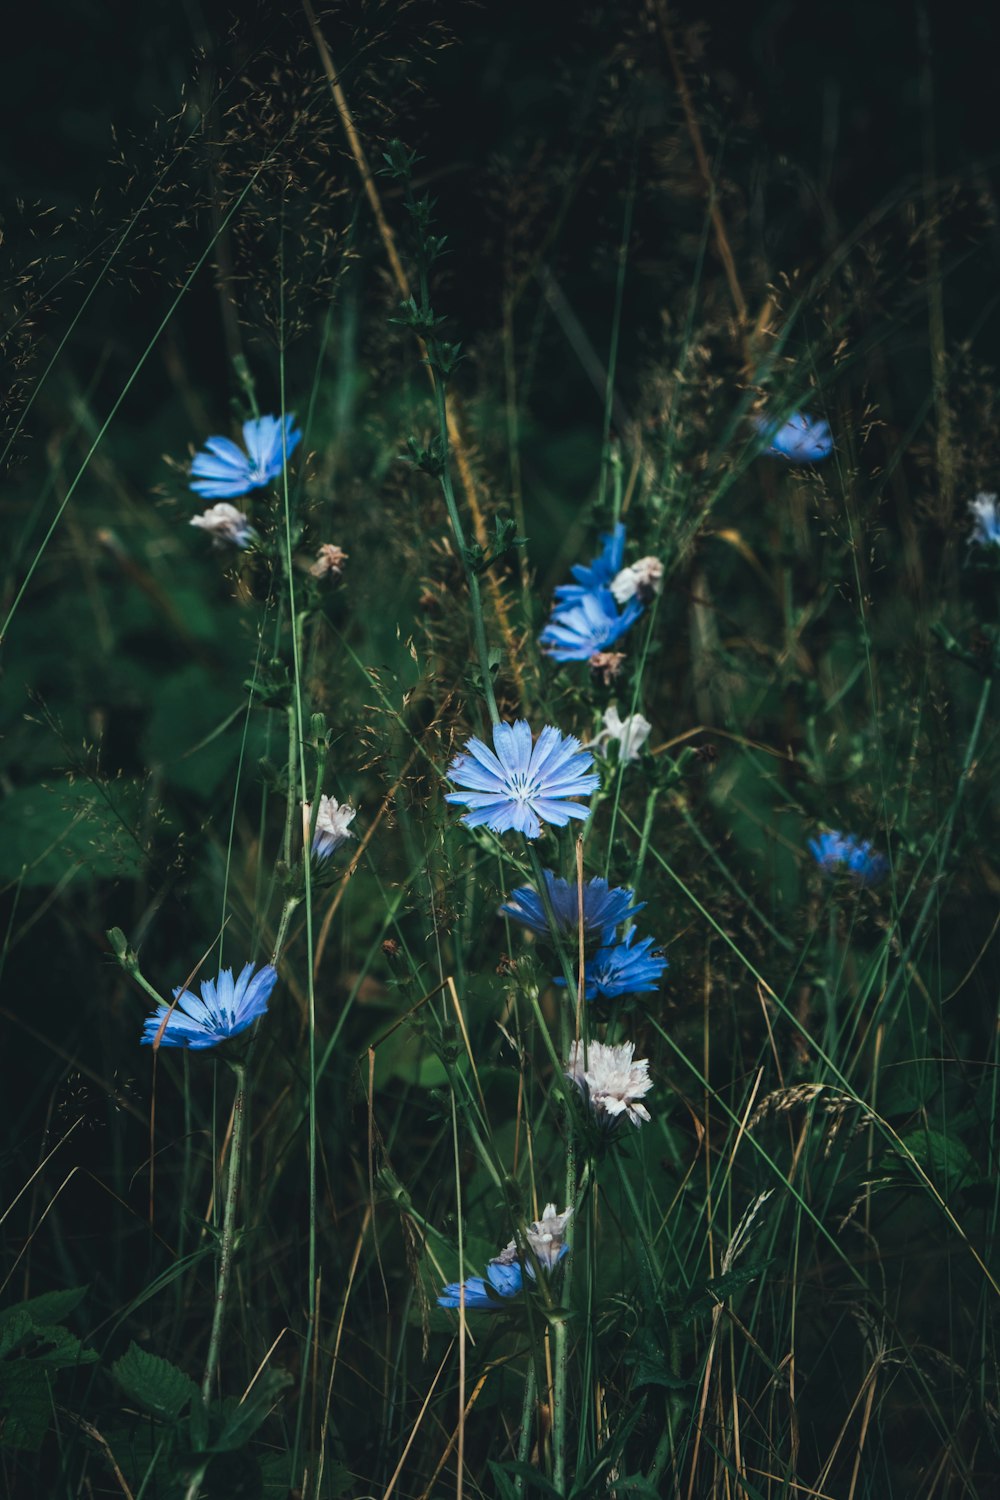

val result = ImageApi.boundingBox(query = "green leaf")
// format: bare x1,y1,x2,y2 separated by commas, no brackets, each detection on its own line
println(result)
0,1361,51,1451
889,1128,980,1192
207,1369,292,1453
488,1460,563,1499
113,1343,199,1422
0,1286,88,1330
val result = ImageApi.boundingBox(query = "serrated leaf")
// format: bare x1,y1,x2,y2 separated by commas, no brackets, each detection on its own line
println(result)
113,1343,199,1422
0,1361,51,1451
890,1128,980,1192
0,1286,88,1330
0,1297,96,1370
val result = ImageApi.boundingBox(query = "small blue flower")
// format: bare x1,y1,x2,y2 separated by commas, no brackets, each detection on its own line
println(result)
540,589,644,662
141,962,278,1050
438,1258,524,1311
553,524,627,607
190,414,302,499
969,493,1000,549
500,870,643,946
809,831,887,887
556,926,668,1001
445,720,599,839
754,410,833,463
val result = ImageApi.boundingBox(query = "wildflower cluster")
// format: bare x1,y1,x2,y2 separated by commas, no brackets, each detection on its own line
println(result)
438,1203,572,1312
540,524,662,665
500,868,666,999
500,869,643,945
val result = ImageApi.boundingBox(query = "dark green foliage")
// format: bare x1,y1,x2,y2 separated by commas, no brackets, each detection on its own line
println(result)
3,2,1000,1497
0,1288,96,1452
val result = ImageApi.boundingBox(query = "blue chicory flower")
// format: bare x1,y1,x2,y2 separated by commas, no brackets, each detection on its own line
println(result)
968,493,1000,550
445,720,599,838
499,869,643,947
141,961,278,1050
809,831,888,888
190,414,302,499
540,589,644,661
553,524,627,607
438,1258,524,1311
556,926,668,1001
754,410,833,463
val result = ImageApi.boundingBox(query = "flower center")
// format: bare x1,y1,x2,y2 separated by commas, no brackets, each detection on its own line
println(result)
506,771,538,804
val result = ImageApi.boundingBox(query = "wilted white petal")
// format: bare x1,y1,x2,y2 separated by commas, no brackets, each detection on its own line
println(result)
526,1202,573,1269
587,704,652,763
611,556,664,605
189,502,256,549
303,794,357,861
310,543,349,579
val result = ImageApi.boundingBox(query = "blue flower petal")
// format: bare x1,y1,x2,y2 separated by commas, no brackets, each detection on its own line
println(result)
754,410,833,463
553,525,627,605
541,590,643,661
189,413,301,500
500,872,642,946
446,721,598,838
141,960,277,1049
555,926,668,1000
809,830,887,887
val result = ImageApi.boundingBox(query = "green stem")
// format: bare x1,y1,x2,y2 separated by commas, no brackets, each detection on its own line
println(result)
401,163,500,727
869,673,992,1033
432,378,500,725
200,1061,247,1404
824,901,840,1063
525,844,578,997
514,1355,538,1490
271,894,302,969
552,1310,569,1496
521,839,579,1494
553,1127,576,1497
632,788,658,897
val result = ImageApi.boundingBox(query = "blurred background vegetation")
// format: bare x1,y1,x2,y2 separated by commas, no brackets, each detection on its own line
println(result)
3,1,1000,1496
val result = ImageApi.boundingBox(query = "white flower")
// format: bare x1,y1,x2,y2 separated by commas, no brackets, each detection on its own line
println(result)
565,1039,653,1128
189,502,256,549
610,555,664,605
309,543,349,579
303,795,357,861
526,1202,573,1269
588,704,652,763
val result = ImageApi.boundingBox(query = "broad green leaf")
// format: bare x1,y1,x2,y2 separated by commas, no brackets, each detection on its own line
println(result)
113,1343,199,1422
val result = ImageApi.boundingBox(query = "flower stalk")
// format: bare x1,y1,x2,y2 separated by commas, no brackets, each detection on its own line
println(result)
200,1060,247,1403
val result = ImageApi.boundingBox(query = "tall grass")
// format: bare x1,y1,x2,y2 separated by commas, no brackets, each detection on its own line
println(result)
1,5,998,1498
